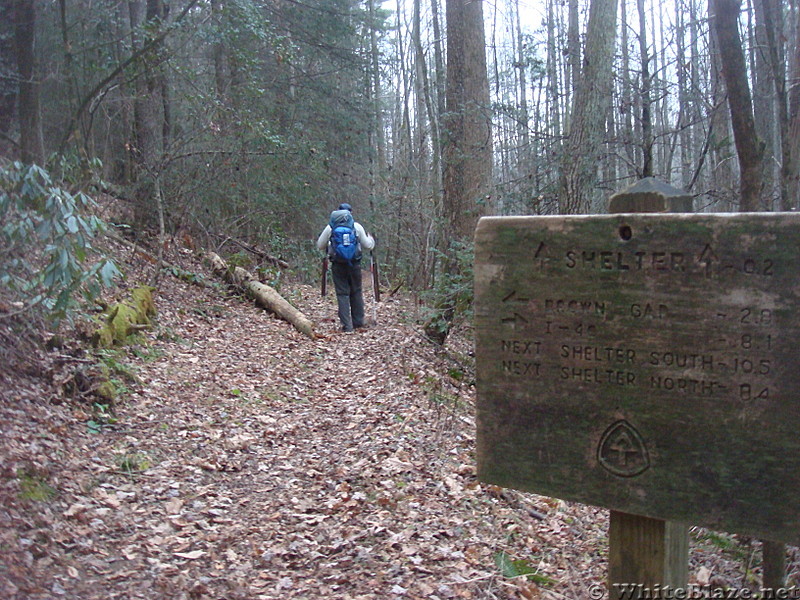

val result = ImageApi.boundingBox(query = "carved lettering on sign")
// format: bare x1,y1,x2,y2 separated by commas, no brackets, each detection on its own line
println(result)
475,214,800,543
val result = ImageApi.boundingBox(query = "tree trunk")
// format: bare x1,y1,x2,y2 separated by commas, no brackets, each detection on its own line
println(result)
515,0,530,190
412,0,428,186
566,0,579,109
424,0,492,345
367,0,386,185
557,0,618,214
676,3,692,188
788,0,800,209
212,0,228,111
430,0,446,118
711,0,764,211
12,0,45,165
441,0,492,240
689,0,706,190
707,3,736,209
430,0,446,197
619,0,636,177
130,0,167,226
759,0,792,211
546,0,561,165
0,0,16,155
58,0,80,149
752,0,776,208
637,0,653,178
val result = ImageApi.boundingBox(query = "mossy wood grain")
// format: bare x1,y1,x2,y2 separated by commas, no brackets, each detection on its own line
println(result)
474,213,800,544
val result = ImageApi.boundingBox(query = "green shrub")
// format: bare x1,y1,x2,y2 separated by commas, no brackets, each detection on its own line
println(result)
0,161,120,323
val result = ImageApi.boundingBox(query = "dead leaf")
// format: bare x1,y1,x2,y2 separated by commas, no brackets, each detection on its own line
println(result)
174,550,206,560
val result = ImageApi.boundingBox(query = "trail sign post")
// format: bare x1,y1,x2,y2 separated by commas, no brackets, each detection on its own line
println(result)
474,189,800,597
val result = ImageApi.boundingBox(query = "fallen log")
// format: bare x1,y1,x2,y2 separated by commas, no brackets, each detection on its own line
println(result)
207,252,315,339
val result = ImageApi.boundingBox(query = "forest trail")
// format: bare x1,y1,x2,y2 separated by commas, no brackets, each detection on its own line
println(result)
0,244,761,600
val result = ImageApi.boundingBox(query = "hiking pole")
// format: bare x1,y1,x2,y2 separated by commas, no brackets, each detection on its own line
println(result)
371,250,380,303
370,250,379,325
321,256,328,297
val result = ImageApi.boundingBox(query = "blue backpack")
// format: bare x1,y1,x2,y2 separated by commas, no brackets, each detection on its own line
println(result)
328,209,360,264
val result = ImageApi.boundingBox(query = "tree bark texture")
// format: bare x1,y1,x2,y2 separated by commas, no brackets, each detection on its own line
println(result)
12,0,45,165
789,1,800,210
567,0,579,104
546,0,561,153
759,0,793,211
207,252,315,339
130,0,167,226
0,0,17,154
442,0,492,241
711,0,764,211
637,0,653,178
557,0,618,214
752,0,776,207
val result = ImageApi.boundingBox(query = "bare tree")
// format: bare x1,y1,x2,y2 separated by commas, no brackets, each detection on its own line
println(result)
11,0,44,165
546,0,561,167
788,0,800,209
710,0,763,211
752,0,776,207
0,0,17,156
758,0,794,210
637,0,653,178
557,0,618,214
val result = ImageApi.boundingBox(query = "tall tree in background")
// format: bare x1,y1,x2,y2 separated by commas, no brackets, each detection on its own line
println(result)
751,0,775,206
788,0,800,209
513,0,530,195
424,0,492,344
0,1,17,157
637,0,653,178
618,0,633,179
130,0,168,225
11,0,44,165
566,0,579,106
758,0,794,210
367,0,386,193
557,0,618,214
7,0,800,295
440,0,492,241
711,0,763,211
707,4,737,209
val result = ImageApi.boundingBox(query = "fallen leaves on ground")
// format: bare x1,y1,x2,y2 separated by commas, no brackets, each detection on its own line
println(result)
0,243,796,599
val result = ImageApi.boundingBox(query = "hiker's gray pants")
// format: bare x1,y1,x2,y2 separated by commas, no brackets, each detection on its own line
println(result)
331,261,365,331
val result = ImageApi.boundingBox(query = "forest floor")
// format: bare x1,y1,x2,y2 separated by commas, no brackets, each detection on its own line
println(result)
1,232,798,600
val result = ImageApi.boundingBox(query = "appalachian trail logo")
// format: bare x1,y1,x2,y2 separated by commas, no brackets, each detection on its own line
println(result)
597,420,650,477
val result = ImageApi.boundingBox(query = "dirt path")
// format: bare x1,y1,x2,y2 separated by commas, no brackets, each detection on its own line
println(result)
0,249,775,600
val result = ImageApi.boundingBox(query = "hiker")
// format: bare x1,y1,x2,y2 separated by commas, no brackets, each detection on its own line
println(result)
317,203,375,332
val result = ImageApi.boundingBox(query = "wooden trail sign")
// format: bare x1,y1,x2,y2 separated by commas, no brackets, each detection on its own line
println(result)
474,212,800,545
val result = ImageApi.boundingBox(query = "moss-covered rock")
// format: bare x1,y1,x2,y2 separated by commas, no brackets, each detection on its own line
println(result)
92,285,156,347
131,285,157,318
